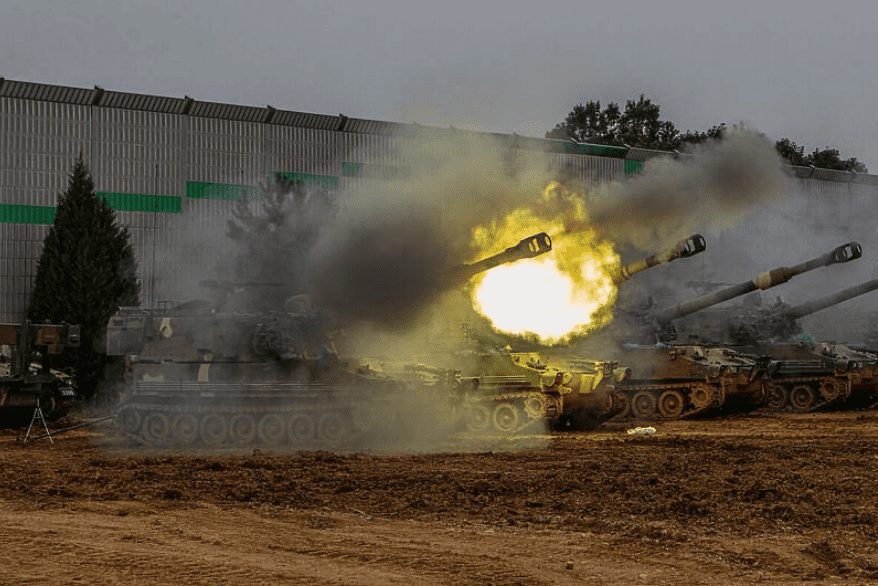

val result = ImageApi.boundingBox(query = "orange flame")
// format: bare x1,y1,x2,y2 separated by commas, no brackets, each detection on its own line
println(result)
469,182,620,344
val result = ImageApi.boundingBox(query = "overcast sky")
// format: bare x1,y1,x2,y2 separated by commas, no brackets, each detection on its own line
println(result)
4,0,877,170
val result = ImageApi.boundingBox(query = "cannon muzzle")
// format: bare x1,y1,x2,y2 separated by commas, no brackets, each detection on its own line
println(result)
651,242,862,325
611,234,707,284
448,232,552,286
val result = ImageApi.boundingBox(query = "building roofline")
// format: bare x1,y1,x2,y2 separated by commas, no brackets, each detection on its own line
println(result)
1,77,875,183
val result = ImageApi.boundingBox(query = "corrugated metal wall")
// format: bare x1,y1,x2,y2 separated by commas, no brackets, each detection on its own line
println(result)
1,98,91,206
2,78,878,325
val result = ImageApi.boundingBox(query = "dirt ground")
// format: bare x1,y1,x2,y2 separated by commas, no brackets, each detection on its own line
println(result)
2,408,878,586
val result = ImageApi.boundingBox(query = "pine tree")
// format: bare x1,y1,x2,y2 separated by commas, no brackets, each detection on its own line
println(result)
28,155,139,402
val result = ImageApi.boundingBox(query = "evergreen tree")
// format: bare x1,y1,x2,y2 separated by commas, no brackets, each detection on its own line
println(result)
28,155,139,402
224,174,336,311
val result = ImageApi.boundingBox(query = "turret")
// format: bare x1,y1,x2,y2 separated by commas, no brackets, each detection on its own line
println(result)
650,242,862,327
727,277,878,344
610,234,707,284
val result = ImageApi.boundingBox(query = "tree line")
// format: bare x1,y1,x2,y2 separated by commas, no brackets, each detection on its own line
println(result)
546,95,867,173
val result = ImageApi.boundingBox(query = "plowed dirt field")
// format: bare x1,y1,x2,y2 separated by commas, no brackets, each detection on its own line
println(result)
2,409,878,585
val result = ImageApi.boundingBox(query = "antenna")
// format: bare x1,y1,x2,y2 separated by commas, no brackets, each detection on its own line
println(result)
151,163,158,307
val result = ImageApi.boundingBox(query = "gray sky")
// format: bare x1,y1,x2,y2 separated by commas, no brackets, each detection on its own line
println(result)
4,0,877,170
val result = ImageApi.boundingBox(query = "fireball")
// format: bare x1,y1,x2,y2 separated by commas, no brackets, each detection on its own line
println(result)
469,182,620,345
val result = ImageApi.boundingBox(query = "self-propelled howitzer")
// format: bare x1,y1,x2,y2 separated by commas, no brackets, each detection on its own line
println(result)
605,243,863,423
648,242,862,338
0,321,79,426
112,232,556,448
436,236,709,433
730,278,878,412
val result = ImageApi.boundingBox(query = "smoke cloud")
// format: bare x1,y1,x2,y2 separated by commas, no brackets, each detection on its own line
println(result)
305,131,550,331
590,130,789,250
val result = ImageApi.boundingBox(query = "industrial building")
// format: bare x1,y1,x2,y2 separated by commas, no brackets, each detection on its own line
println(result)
1,77,877,327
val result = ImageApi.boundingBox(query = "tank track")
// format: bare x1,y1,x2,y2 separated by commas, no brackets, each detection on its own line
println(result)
761,375,852,412
461,389,560,434
610,381,726,423
116,381,398,449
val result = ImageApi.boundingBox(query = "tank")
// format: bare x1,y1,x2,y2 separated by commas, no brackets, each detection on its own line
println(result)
0,321,80,427
602,243,863,422
413,234,708,434
112,233,554,448
731,279,878,412
407,349,627,434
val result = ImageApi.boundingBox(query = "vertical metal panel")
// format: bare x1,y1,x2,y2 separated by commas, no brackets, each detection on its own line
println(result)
187,117,264,185
4,99,90,204
265,124,339,180
92,107,184,196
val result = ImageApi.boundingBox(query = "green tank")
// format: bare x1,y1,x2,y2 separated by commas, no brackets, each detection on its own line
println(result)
418,234,708,434
0,321,80,427
725,279,878,412
602,243,863,422
111,233,554,448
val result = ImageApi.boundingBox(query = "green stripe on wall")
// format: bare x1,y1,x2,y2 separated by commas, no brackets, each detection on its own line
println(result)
275,172,339,189
623,160,644,175
186,173,339,200
186,182,265,201
97,192,182,213
342,162,363,177
0,204,56,224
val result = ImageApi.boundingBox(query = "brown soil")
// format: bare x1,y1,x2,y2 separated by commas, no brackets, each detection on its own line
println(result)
2,409,878,585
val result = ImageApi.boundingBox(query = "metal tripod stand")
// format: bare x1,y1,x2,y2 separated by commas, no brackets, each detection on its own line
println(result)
24,398,54,444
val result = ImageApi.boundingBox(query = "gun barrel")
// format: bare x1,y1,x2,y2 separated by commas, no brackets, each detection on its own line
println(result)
652,242,862,325
449,232,552,286
611,234,707,284
786,278,878,321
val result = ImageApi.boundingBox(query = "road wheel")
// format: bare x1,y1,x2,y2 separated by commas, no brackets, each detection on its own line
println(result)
765,383,788,410
317,412,347,446
658,390,685,418
819,378,845,403
200,413,228,446
118,408,142,435
257,414,286,445
629,391,657,419
229,414,257,445
466,404,491,432
610,391,630,420
524,394,548,420
491,402,521,433
39,391,61,422
789,385,817,412
689,384,714,411
287,414,316,444
171,413,199,446
142,412,170,445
